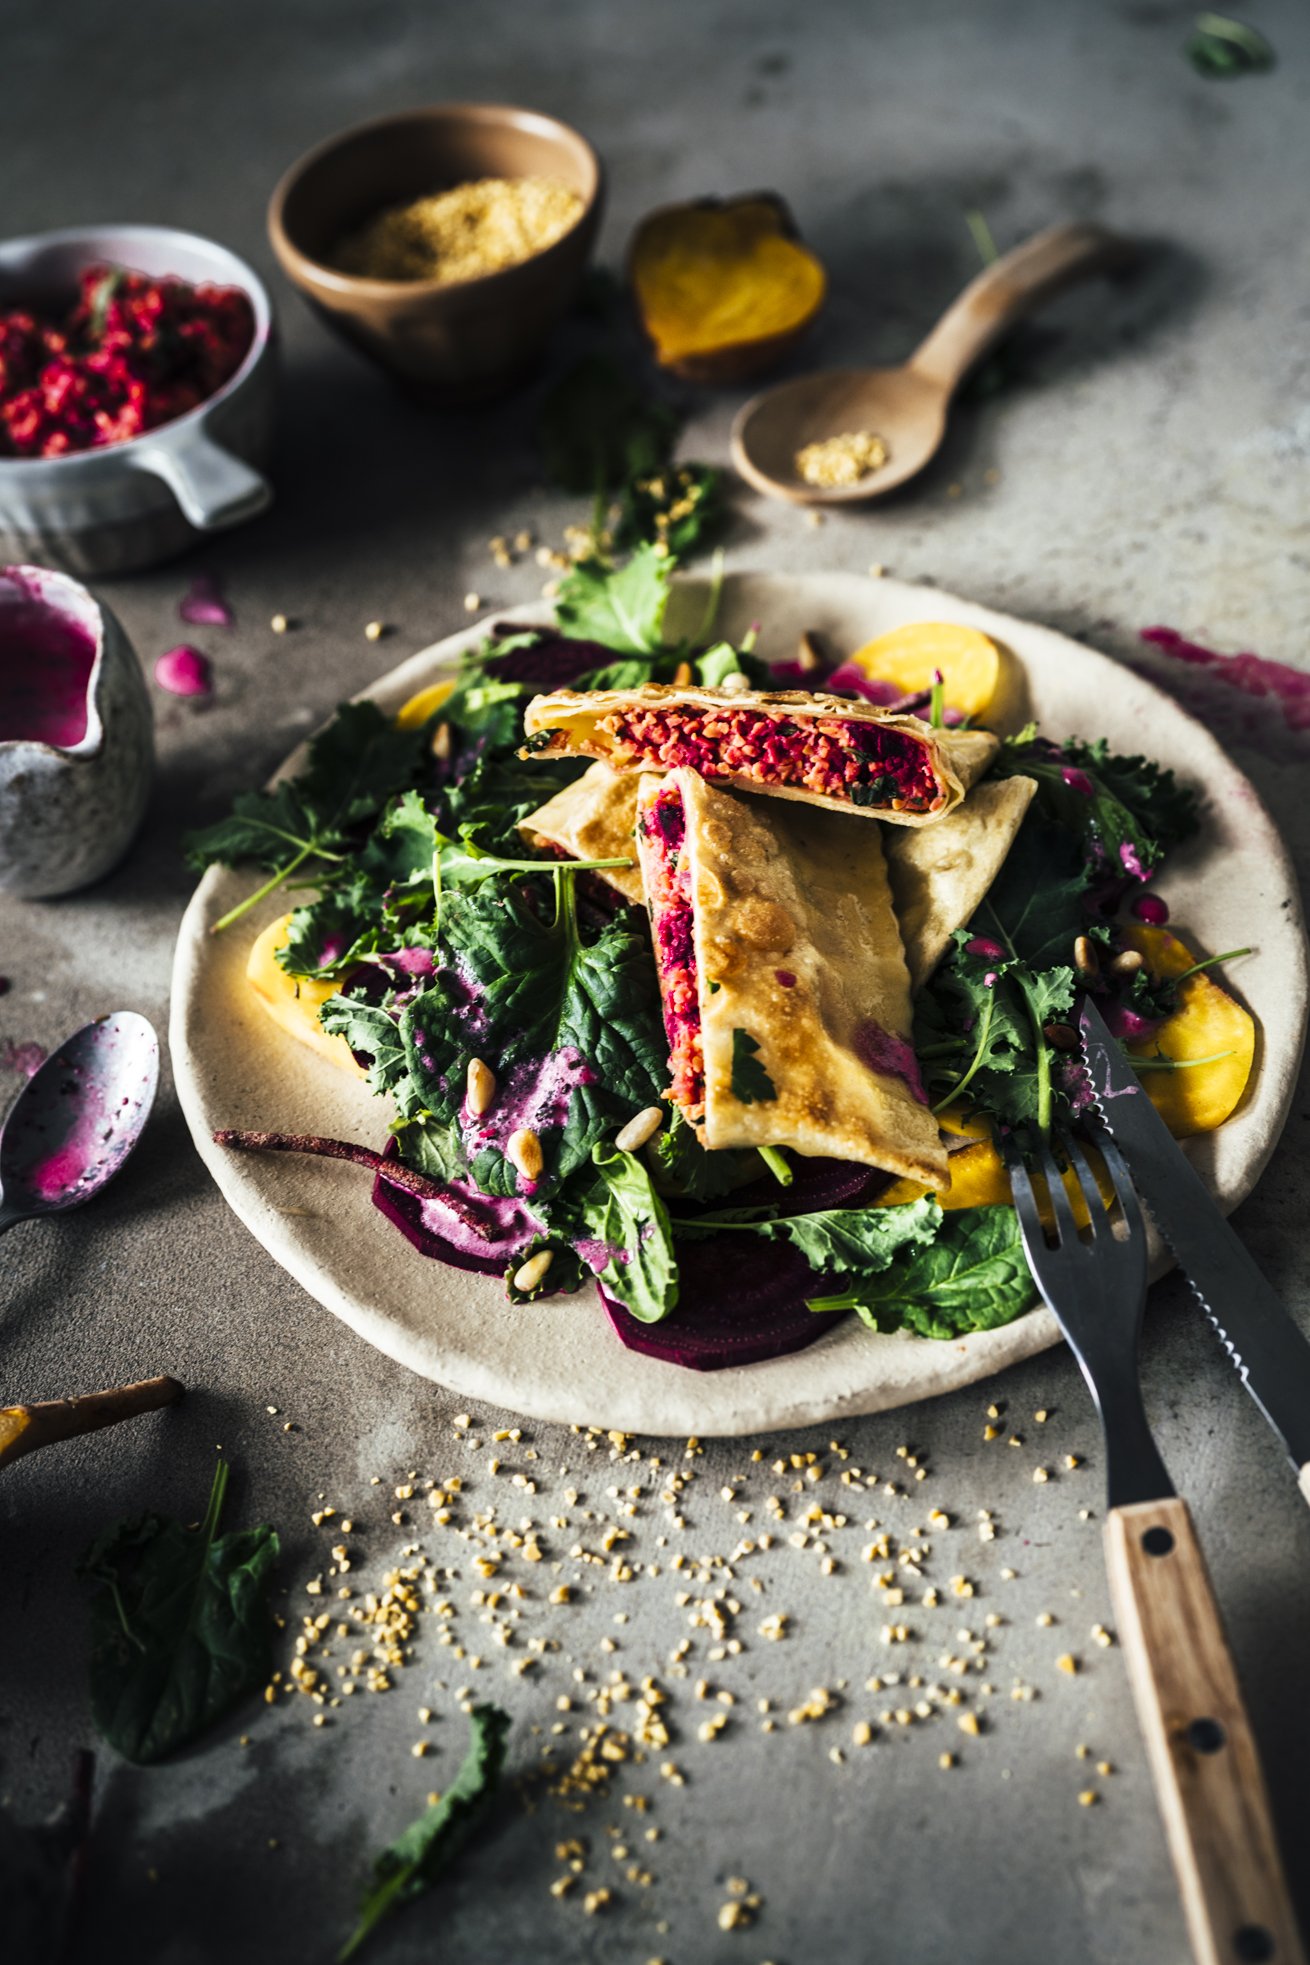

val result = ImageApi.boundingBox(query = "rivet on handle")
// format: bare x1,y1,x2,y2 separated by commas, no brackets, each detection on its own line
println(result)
1233,1926,1276,1962
1141,1525,1175,1556
1187,1717,1227,1755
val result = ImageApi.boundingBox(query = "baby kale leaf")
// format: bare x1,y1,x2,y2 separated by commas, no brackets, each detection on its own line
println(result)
992,732,1199,881
577,1143,679,1324
339,1704,510,1962
808,1205,1031,1339
553,543,673,655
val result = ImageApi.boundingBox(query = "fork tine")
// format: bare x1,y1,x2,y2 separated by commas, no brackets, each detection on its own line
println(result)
1059,1127,1108,1241
1084,1122,1147,1242
1000,1135,1046,1250
1035,1129,1080,1248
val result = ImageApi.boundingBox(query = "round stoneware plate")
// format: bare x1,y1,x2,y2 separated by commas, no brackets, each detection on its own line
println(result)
172,573,1308,1436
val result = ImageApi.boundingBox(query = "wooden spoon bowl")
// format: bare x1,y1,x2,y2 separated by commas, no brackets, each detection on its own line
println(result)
732,222,1134,506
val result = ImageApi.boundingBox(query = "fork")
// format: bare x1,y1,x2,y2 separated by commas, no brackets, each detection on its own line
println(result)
1003,1123,1304,1965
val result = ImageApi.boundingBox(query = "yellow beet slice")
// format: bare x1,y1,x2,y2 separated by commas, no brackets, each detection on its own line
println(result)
394,677,455,730
629,195,827,384
882,1128,1113,1228
247,913,365,1077
846,621,1005,721
1123,924,1254,1136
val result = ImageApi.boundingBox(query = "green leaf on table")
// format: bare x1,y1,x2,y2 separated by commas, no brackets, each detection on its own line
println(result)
808,1205,1032,1339
538,355,680,495
553,544,673,655
1186,12,1274,77
339,1703,510,1962
78,1459,278,1765
730,1029,776,1104
578,1142,679,1323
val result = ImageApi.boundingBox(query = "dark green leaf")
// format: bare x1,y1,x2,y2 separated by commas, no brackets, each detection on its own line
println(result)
730,1029,776,1104
991,734,1199,882
677,1193,943,1280
339,1704,510,1962
537,355,680,494
649,1107,760,1201
808,1206,1032,1339
78,1460,278,1765
614,462,725,559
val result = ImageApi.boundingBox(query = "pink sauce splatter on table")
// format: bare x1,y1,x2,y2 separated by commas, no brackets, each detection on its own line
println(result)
2,1038,46,1077
179,574,234,628
0,587,97,748
155,645,213,698
1138,627,1310,761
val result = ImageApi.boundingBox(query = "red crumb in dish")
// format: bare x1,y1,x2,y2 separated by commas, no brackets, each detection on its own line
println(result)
0,264,254,459
598,701,942,813
637,783,705,1120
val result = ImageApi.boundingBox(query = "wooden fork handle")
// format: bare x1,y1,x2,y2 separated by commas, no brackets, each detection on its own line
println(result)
910,220,1135,392
1105,1496,1305,1965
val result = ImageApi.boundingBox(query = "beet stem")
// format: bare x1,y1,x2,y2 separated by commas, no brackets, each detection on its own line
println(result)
213,1128,447,1200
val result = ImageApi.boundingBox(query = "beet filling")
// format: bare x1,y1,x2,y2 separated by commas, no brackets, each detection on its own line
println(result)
637,782,706,1119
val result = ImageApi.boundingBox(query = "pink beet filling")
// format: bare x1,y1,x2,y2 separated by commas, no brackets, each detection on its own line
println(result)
854,1018,929,1105
598,703,941,813
638,784,705,1120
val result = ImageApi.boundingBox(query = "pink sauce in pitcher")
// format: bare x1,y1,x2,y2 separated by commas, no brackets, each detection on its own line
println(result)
0,585,97,749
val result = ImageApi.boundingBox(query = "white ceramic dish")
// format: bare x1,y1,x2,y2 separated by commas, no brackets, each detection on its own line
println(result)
171,572,1309,1436
0,224,275,577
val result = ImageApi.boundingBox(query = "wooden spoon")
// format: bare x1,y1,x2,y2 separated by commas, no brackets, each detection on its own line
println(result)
730,221,1134,506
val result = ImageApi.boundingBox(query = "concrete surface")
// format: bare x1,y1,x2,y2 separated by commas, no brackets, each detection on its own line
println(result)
4,1,1310,1961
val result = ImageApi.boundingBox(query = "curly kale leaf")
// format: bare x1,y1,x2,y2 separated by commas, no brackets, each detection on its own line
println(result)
992,731,1199,881
808,1206,1032,1339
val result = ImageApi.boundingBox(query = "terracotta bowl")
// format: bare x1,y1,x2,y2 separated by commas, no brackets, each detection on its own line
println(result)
268,103,604,403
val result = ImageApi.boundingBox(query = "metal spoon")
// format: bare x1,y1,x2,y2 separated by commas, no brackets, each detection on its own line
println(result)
730,222,1134,506
0,1011,159,1237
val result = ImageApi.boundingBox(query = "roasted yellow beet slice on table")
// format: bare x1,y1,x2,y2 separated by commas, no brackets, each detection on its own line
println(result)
845,621,1007,722
1123,923,1254,1136
246,914,364,1077
629,194,827,384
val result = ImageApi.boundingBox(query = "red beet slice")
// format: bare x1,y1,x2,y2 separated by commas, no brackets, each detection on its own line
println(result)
713,1154,889,1217
601,1233,845,1371
370,1141,538,1276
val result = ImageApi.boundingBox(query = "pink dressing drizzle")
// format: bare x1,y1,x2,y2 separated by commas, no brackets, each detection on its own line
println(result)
853,1019,929,1104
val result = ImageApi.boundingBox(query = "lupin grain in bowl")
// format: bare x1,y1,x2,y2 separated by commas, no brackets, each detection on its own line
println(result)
268,104,603,402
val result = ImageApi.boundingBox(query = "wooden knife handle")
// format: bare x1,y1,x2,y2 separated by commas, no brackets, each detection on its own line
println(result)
1104,1496,1305,1965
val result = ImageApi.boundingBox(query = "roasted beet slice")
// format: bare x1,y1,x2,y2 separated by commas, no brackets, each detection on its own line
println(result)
714,1154,890,1216
370,1140,539,1276
485,628,625,688
601,1233,844,1370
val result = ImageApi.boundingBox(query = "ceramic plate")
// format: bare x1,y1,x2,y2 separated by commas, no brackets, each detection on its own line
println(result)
171,573,1308,1436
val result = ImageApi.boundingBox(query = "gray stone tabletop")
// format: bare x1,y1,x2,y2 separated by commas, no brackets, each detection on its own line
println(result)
4,1,1310,1960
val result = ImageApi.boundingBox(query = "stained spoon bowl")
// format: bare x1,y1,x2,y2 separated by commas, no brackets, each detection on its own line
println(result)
0,1011,159,1228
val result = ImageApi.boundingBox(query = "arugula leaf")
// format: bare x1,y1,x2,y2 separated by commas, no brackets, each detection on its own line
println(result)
730,1029,776,1104
808,1206,1032,1339
78,1459,278,1765
677,1194,943,1280
339,1703,510,1962
578,1143,679,1323
537,355,680,494
185,702,427,933
1186,12,1274,77
553,545,673,655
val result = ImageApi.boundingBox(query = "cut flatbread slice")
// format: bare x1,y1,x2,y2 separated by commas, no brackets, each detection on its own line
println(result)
883,776,1038,987
523,683,998,827
634,767,947,1187
518,762,644,905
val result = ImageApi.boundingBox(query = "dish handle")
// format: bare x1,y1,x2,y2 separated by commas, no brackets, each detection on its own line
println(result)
127,431,272,531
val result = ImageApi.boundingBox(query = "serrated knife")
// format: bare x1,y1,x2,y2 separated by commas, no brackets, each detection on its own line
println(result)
1079,993,1310,1502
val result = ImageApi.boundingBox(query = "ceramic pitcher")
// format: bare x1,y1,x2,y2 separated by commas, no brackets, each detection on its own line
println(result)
0,564,153,897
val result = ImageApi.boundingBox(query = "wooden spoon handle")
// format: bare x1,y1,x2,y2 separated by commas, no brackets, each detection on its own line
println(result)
910,220,1133,392
0,1374,184,1470
1104,1496,1305,1965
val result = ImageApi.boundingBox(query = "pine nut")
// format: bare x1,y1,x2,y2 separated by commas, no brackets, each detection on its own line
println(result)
1108,949,1143,979
797,630,827,673
466,1058,496,1117
507,1127,544,1181
1073,935,1099,980
672,660,693,686
720,669,751,694
615,1106,665,1153
513,1249,554,1294
431,721,452,761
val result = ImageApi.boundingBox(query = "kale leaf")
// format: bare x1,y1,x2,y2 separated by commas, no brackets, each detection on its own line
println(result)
992,732,1199,881
339,1704,510,1962
185,702,428,933
78,1459,278,1765
676,1193,943,1280
807,1206,1032,1339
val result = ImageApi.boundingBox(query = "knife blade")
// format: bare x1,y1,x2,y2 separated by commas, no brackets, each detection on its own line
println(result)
1079,992,1310,1498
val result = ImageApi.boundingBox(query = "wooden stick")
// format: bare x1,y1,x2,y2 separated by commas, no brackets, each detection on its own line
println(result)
1104,1496,1306,1965
0,1375,184,1471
